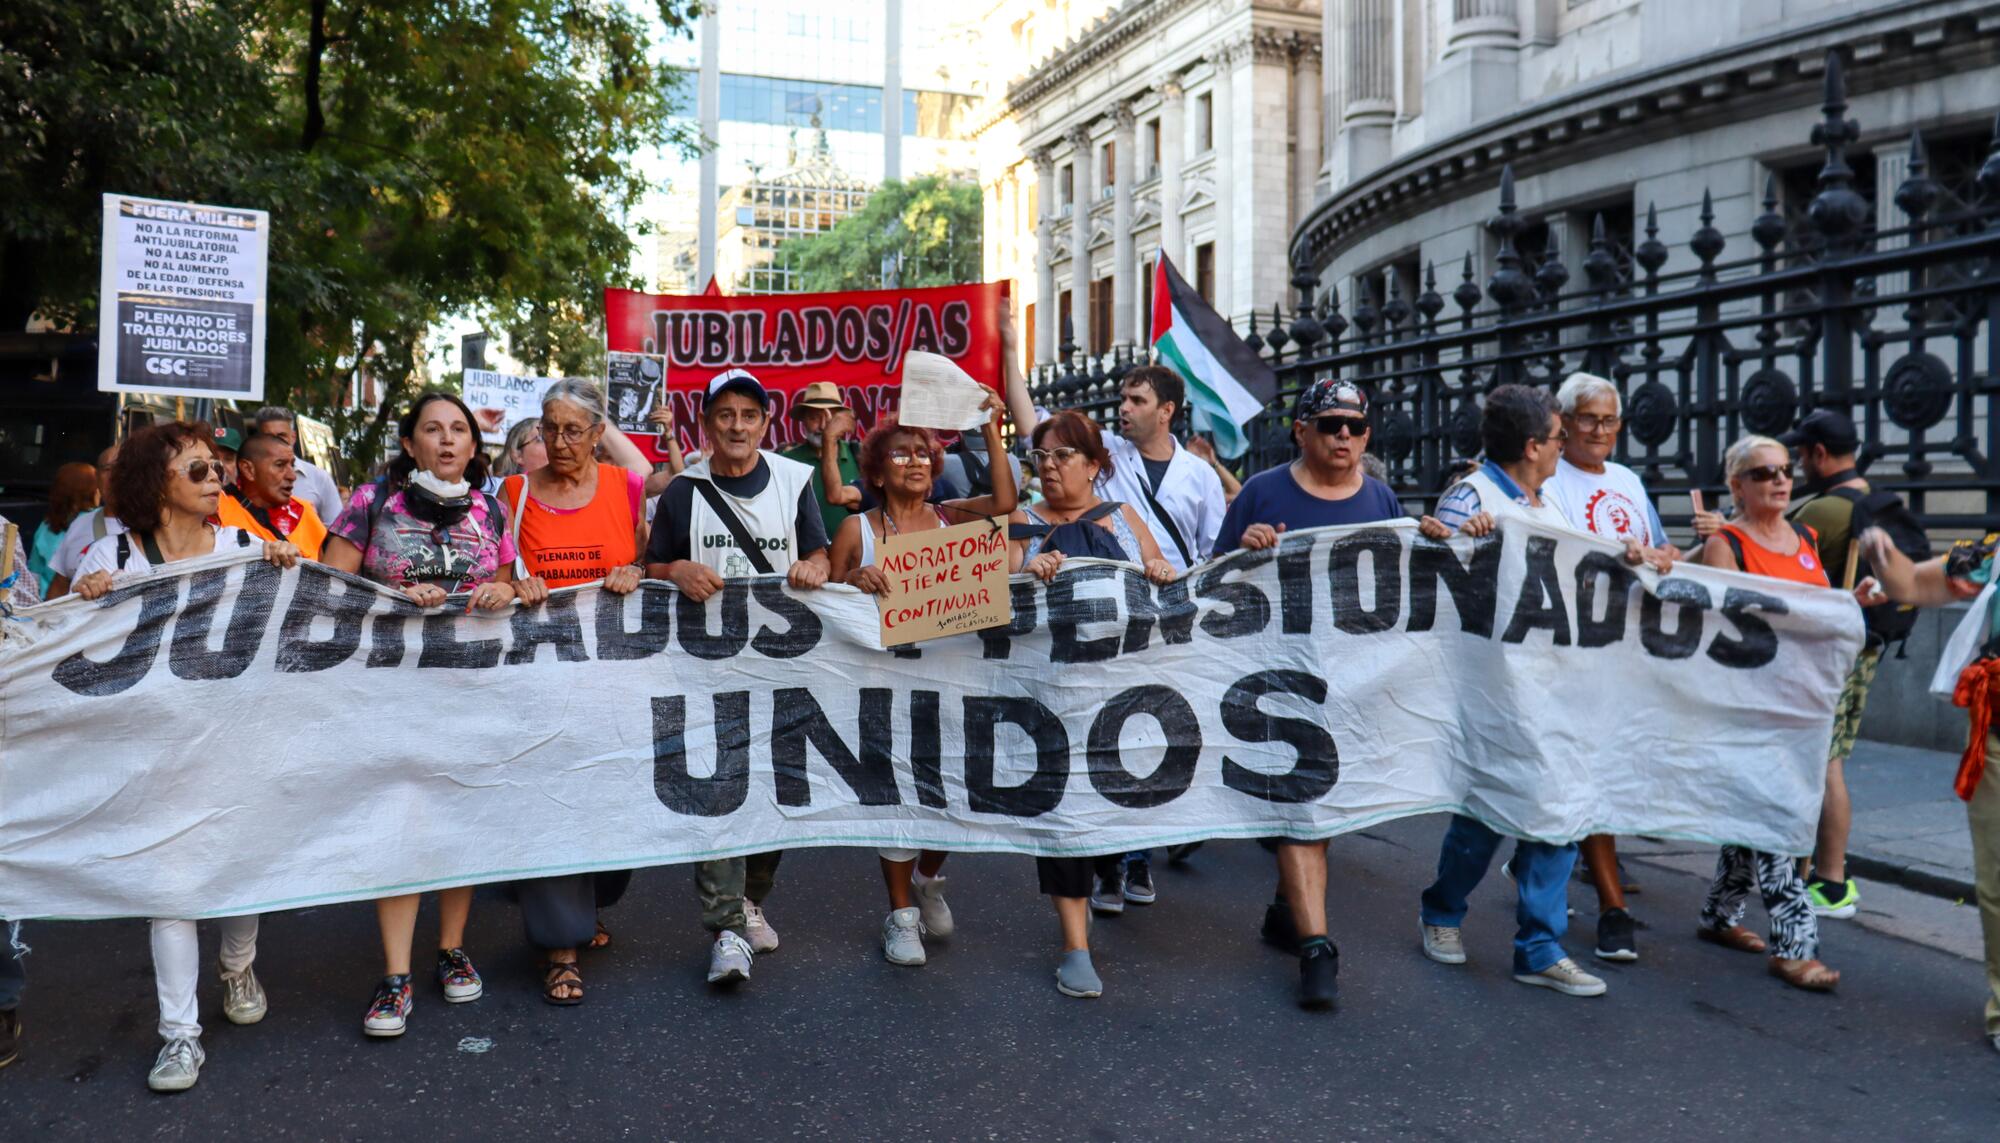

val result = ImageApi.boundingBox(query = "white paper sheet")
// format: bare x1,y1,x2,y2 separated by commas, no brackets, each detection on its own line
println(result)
898,351,991,431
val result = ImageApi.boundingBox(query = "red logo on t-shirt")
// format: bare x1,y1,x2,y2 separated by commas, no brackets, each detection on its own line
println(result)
1583,488,1644,541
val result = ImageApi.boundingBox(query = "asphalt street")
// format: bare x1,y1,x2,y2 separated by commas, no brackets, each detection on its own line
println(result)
1,814,1993,1141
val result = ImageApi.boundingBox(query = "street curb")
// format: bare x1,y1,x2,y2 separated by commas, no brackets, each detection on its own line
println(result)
1848,853,1977,903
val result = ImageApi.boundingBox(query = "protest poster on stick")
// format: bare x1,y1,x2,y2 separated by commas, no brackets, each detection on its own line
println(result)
875,516,1011,646
97,193,269,401
463,369,559,437
605,350,669,438
603,281,1006,464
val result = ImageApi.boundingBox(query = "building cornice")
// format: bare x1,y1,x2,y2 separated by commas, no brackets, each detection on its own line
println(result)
1293,0,2000,270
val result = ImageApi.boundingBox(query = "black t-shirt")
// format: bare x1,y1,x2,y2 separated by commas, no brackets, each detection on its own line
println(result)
1141,454,1171,493
644,457,831,565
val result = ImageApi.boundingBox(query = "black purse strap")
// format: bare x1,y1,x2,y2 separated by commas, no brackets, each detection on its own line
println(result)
689,477,776,575
1136,467,1192,567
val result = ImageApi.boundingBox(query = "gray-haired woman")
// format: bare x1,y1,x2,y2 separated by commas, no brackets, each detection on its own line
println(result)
498,377,649,1003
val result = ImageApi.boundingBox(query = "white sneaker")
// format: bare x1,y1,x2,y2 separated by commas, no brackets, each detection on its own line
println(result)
882,907,927,966
1421,922,1467,965
147,1036,205,1093
913,875,955,939
1513,957,1607,997
743,902,780,954
707,930,754,984
220,964,267,1025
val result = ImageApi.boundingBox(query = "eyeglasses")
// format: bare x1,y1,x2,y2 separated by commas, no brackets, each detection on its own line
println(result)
1028,446,1084,467
1569,414,1622,434
1741,463,1794,483
887,449,933,466
177,459,221,483
1533,428,1572,444
543,424,595,444
1312,415,1367,438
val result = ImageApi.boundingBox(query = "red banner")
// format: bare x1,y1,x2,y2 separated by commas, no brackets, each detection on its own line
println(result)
604,282,1006,461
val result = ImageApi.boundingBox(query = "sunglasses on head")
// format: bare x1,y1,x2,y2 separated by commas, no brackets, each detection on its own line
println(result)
1312,415,1367,438
1028,446,1084,466
1741,463,1793,483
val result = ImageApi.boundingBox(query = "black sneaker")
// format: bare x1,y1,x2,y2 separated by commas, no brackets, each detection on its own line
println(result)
0,1008,18,1069
1089,869,1126,916
1594,908,1639,962
1123,859,1156,905
1298,940,1339,1010
1261,901,1299,953
1166,842,1205,863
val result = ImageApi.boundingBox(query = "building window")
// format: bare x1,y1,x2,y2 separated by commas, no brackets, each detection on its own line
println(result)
1102,141,1116,192
1090,275,1114,349
1195,242,1215,305
1144,119,1161,178
1059,163,1074,212
1195,92,1214,154
1141,260,1155,341
1359,252,1423,321
1059,288,1073,343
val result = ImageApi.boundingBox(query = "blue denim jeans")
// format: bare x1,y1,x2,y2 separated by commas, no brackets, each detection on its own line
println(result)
1420,815,1578,974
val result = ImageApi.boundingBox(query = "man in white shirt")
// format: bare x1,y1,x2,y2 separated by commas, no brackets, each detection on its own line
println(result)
249,407,343,523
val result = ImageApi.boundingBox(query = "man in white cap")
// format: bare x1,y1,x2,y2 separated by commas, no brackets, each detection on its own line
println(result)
644,368,829,988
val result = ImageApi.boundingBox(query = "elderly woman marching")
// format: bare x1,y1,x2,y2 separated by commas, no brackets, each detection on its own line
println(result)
321,391,525,1037
71,421,301,1092
499,379,649,1004
1545,372,1682,964
829,392,1017,968
1694,434,1883,991
1006,410,1177,999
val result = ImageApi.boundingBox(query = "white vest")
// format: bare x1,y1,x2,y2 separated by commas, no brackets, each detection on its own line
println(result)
681,451,816,577
1456,468,1570,529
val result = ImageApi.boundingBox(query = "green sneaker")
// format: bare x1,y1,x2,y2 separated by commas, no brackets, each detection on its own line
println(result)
1807,878,1859,919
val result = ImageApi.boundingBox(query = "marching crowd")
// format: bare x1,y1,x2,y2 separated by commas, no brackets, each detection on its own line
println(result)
2,315,1998,1093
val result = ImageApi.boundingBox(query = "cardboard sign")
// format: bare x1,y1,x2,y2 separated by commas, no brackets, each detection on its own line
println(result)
98,193,269,400
463,369,560,437
874,516,1011,646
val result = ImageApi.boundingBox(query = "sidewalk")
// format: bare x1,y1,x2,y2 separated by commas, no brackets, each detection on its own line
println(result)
1844,738,1977,900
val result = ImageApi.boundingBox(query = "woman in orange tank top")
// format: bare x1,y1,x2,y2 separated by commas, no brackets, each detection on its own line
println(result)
500,378,649,1006
1694,435,1882,993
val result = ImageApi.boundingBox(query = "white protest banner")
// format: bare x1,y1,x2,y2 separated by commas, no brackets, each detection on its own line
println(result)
0,519,1862,920
98,193,269,401
876,517,1011,646
463,369,559,437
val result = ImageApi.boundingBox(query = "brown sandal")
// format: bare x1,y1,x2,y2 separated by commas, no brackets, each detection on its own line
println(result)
589,921,612,950
541,959,584,1005
1769,957,1840,992
1696,924,1768,954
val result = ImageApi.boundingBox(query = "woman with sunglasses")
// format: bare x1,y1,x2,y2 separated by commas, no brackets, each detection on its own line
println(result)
1692,435,1881,992
1001,410,1174,999
829,394,1016,968
498,378,647,1005
72,421,301,1092
321,391,522,1037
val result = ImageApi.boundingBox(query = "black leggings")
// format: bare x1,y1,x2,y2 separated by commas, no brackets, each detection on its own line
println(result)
1035,855,1126,898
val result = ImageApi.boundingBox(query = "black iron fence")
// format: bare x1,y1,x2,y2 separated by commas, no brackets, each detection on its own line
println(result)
1027,53,2000,532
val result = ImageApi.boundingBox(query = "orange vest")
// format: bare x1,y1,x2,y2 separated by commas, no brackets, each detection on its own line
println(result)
217,491,327,560
1719,523,1826,587
502,464,641,587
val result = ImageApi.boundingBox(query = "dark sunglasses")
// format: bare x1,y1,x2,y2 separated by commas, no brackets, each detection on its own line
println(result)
1741,463,1794,483
177,459,222,483
1312,415,1367,438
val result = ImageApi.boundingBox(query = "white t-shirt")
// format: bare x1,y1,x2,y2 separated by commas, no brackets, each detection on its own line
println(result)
74,525,252,580
1094,430,1226,574
1549,458,1666,545
292,459,344,524
49,508,128,581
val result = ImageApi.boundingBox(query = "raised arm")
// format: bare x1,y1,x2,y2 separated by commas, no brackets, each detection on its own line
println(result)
942,392,1019,519
1000,303,1040,437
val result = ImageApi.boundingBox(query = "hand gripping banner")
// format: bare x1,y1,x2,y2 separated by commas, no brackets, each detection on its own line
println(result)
0,519,1863,920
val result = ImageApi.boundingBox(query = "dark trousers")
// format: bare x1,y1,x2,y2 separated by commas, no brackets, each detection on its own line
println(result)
1036,855,1126,898
517,871,632,952
0,921,22,1010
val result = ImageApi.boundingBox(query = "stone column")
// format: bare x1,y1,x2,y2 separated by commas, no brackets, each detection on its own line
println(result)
1425,0,1520,138
1112,104,1137,346
1159,79,1186,272
1068,124,1095,357
1333,0,1395,188
1293,34,1323,230
1448,0,1518,50
1033,148,1057,366
1210,44,1236,321
696,4,721,289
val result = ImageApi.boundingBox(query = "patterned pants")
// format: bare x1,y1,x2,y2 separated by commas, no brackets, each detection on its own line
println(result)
1699,846,1820,961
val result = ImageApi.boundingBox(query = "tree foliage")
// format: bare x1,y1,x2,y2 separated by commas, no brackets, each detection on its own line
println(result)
0,0,698,466
777,176,982,293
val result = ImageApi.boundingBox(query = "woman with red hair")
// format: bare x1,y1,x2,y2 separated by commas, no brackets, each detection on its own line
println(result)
829,393,1016,969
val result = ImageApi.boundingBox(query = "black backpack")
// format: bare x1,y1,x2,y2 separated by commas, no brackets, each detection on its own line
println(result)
1827,486,1932,654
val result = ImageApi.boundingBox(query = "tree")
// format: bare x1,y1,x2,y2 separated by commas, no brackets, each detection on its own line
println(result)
0,0,699,467
776,176,982,292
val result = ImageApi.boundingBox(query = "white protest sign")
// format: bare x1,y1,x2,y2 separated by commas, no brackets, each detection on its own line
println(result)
0,519,1862,920
463,369,559,437
897,351,991,431
98,193,269,401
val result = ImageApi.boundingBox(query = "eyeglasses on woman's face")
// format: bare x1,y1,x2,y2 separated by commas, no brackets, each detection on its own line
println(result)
542,423,596,445
1741,463,1794,484
176,459,222,485
1028,446,1084,468
887,449,933,467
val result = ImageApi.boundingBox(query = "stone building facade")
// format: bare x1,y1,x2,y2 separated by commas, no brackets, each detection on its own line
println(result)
976,1,1326,369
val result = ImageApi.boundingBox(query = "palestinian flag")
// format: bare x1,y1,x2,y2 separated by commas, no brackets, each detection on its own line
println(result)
1150,251,1277,458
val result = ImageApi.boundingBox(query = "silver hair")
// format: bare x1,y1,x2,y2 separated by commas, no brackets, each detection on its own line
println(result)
250,406,295,428
1555,372,1620,416
1723,434,1788,479
540,377,606,424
